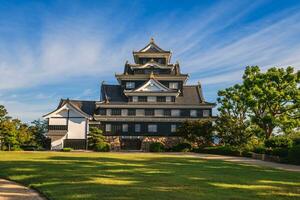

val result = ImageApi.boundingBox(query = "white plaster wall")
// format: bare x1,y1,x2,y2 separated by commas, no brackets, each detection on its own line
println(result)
67,118,86,139
49,118,67,125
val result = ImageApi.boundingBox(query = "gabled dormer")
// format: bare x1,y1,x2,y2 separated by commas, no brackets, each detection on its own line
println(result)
123,78,180,98
133,38,172,65
134,78,171,92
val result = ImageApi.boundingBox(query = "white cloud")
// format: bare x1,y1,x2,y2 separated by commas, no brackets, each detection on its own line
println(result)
0,100,54,123
0,1,300,122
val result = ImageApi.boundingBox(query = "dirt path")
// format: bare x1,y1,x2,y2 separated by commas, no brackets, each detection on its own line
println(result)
0,179,45,200
181,152,300,172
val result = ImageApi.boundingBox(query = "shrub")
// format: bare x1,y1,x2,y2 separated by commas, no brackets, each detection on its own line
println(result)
270,147,289,157
20,145,38,151
264,137,293,149
194,145,241,156
62,148,73,152
94,142,110,152
287,145,300,164
171,143,192,152
292,137,300,146
149,142,165,152
253,146,266,154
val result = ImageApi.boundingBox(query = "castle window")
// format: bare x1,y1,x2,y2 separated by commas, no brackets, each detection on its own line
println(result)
147,96,156,102
121,109,128,116
112,109,121,115
171,109,180,117
203,110,210,117
155,109,164,116
190,110,197,117
145,109,154,116
132,96,138,102
126,82,135,89
136,109,145,116
148,124,157,132
105,124,111,132
106,109,111,116
169,82,178,89
128,109,136,116
157,96,166,102
171,124,177,133
164,109,171,116
122,124,128,132
145,69,151,74
138,96,147,102
135,124,141,132
166,96,172,102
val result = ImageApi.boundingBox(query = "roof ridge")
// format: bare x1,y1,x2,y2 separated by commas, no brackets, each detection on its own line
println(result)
61,98,96,102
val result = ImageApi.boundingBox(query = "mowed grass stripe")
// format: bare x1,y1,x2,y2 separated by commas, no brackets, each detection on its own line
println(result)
0,152,299,200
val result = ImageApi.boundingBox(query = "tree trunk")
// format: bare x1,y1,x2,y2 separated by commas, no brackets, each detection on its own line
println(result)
266,127,273,139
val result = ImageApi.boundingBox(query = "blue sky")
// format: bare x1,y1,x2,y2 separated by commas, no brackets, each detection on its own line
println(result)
0,0,300,123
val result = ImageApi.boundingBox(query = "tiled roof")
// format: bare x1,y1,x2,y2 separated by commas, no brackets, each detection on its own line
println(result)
137,38,170,53
101,84,127,102
58,99,96,116
101,84,213,105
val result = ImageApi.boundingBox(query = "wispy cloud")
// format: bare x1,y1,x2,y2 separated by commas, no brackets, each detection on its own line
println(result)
0,1,299,122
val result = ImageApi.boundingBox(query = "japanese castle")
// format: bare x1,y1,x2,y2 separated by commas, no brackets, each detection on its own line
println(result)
43,38,215,150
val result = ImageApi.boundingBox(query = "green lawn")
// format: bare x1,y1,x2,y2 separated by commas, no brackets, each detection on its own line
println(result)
0,152,299,200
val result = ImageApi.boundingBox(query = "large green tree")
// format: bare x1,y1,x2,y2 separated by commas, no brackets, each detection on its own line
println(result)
0,105,35,150
243,66,299,139
29,119,48,148
215,84,254,146
177,119,214,147
88,127,110,151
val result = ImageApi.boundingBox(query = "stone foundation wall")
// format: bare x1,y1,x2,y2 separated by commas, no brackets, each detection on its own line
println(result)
105,136,121,151
141,137,183,151
105,136,183,151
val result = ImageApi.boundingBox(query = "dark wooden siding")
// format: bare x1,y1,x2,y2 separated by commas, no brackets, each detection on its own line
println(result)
99,122,182,136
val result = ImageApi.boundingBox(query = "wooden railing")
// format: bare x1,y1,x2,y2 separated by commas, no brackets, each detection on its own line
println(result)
48,125,68,131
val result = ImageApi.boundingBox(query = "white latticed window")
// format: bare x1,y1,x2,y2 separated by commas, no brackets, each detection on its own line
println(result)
136,109,145,116
122,124,128,132
126,82,135,89
190,110,197,117
148,124,157,132
171,109,180,117
166,96,172,102
203,110,210,117
132,96,138,102
121,109,128,116
135,124,141,132
169,82,178,89
154,109,164,116
171,124,177,133
105,124,111,132
147,96,156,102
106,109,111,116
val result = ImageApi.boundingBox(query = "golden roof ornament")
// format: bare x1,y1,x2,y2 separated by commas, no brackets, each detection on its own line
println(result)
150,37,155,43
150,71,155,78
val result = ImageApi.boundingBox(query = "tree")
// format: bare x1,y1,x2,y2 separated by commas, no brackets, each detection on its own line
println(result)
29,119,48,148
0,105,35,150
243,66,300,139
177,119,214,147
0,119,20,150
215,84,254,146
0,105,9,122
88,127,109,151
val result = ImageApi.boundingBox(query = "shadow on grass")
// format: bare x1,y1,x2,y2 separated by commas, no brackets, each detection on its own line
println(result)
0,153,299,200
